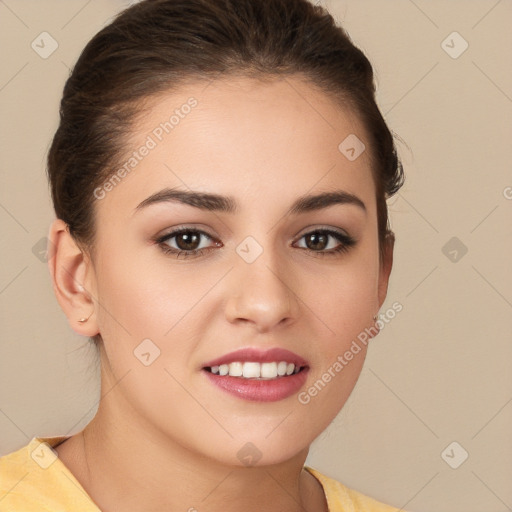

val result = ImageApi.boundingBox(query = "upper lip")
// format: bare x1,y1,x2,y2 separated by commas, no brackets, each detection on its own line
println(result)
202,347,309,369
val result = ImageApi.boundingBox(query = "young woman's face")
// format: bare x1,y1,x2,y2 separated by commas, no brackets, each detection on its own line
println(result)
85,76,391,466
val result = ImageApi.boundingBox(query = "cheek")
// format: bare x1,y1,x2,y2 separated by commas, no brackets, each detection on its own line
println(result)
93,232,380,363
304,255,379,344
93,246,220,369
294,264,376,432
94,242,189,333
91,253,207,422
297,249,378,409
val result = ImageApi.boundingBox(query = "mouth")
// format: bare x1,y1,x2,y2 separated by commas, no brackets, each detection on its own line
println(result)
201,347,309,402
203,361,306,379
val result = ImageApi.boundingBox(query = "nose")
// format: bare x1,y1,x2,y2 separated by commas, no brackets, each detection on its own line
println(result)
224,250,298,333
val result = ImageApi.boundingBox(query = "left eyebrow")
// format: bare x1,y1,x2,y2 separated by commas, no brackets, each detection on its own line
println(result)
133,187,367,216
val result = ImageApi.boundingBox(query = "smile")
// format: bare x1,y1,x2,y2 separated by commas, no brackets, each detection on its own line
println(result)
206,361,304,379
202,347,309,402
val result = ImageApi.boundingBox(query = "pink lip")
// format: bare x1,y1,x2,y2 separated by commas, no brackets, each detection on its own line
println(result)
202,347,308,369
201,347,309,402
203,368,309,402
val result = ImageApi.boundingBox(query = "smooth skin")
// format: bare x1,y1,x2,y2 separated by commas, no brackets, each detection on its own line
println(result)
48,75,393,512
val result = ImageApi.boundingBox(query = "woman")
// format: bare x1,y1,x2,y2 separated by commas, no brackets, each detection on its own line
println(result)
0,0,405,510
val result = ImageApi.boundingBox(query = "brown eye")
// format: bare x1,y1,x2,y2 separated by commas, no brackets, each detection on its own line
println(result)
294,229,356,256
174,231,202,251
156,228,221,259
304,232,329,251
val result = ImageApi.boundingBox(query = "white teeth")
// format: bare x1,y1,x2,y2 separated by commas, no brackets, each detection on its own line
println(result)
208,361,301,379
277,361,288,376
228,362,243,377
242,362,260,378
260,362,278,379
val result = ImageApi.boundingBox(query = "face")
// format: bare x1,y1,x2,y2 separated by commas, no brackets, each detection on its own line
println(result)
82,75,391,466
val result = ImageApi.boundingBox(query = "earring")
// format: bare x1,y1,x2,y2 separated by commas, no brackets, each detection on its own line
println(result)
373,315,378,322
78,312,93,323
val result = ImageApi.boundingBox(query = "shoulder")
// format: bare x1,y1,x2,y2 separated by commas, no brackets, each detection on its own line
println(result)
0,436,99,512
304,466,405,512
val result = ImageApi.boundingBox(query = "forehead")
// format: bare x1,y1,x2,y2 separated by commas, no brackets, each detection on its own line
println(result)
96,75,375,218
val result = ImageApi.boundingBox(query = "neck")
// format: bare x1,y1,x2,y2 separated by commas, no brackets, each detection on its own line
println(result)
78,413,322,512
64,364,327,512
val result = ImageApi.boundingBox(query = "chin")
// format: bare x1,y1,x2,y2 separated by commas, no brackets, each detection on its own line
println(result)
205,432,311,469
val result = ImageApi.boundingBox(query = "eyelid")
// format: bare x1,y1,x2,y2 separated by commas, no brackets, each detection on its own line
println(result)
294,224,352,239
292,227,356,252
154,227,221,260
154,224,357,264
154,224,353,244
154,225,218,242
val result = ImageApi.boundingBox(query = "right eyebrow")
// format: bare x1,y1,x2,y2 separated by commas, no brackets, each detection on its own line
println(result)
134,188,237,214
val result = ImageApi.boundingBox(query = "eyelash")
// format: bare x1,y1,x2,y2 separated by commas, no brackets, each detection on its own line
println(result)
155,226,356,260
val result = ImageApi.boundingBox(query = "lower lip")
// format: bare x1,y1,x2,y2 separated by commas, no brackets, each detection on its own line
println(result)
202,368,309,402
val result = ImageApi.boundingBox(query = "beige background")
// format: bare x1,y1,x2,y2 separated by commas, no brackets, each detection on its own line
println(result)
1,1,511,510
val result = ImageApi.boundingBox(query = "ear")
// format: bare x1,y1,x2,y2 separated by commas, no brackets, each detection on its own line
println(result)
47,218,99,337
377,231,394,309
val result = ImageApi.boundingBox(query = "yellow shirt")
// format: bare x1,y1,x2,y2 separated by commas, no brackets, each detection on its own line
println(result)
0,436,403,511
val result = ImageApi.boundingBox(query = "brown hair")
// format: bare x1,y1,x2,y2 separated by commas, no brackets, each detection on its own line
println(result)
48,0,403,268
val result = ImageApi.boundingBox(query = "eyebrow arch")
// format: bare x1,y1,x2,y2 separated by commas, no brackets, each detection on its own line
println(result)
134,187,366,216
